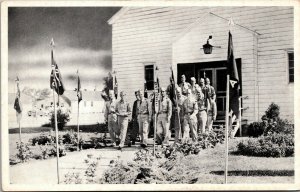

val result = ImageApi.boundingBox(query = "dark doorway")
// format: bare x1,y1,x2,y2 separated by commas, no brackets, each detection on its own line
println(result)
177,59,242,119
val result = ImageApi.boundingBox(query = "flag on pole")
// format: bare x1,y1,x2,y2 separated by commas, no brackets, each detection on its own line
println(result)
169,68,177,105
114,75,118,99
14,77,22,122
144,80,148,99
50,50,65,95
227,31,240,122
77,70,82,103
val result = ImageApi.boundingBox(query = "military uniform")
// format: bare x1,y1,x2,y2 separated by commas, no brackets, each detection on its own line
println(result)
178,82,191,96
174,94,186,143
116,100,131,148
182,97,198,142
197,92,207,134
138,98,152,146
104,99,118,144
206,100,217,132
190,84,200,100
156,96,172,145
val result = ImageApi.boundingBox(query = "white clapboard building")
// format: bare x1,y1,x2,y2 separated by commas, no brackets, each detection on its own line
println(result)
108,6,294,123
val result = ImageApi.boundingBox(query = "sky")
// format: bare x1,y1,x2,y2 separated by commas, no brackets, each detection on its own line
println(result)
8,7,121,93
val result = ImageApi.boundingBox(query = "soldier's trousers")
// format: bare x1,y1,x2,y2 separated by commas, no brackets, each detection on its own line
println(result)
108,114,118,143
197,110,207,134
182,114,198,142
138,114,149,145
174,112,184,143
156,113,170,145
131,118,139,142
206,115,214,132
117,116,130,147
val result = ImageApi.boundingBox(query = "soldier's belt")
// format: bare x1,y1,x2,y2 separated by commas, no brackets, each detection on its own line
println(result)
185,112,193,115
158,111,168,114
138,112,149,115
198,109,206,112
108,112,116,115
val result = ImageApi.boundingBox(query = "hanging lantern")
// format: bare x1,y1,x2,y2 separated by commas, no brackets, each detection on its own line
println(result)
201,35,221,54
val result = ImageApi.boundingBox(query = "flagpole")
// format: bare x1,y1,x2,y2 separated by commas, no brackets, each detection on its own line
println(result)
153,68,157,156
225,75,230,184
51,39,60,184
170,67,181,141
239,97,242,136
17,81,22,143
77,99,80,150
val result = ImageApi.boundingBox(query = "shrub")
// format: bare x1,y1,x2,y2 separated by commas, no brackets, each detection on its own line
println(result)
30,133,63,146
248,122,266,137
236,132,294,157
265,102,280,121
50,109,70,131
16,142,32,162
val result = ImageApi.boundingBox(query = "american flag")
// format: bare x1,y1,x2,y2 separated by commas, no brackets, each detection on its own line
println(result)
50,46,65,95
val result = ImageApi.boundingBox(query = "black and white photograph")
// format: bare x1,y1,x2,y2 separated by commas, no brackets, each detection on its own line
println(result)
1,0,299,191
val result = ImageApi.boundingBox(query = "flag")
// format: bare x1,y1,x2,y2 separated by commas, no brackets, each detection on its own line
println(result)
144,80,148,99
227,31,240,121
152,76,160,114
114,75,118,99
169,68,177,106
14,77,22,123
50,50,65,95
77,70,82,103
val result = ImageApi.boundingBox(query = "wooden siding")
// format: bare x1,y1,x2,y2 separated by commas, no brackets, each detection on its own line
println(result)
111,6,294,122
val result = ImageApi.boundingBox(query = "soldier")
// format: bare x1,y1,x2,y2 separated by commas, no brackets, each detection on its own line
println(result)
116,91,132,149
174,87,186,143
196,87,207,134
204,77,216,101
104,90,118,147
156,87,172,146
206,98,217,132
178,74,191,96
137,89,152,148
190,77,200,100
131,91,140,145
182,89,198,142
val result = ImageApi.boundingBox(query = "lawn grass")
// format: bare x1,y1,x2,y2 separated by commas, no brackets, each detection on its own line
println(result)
176,138,294,183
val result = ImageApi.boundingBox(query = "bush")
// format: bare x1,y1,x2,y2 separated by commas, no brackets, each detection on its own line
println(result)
16,142,32,162
50,109,70,131
248,122,266,137
30,133,63,146
236,132,294,157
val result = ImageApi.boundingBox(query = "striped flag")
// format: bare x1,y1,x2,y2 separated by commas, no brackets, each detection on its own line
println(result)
14,77,22,123
50,50,65,95
227,31,240,122
77,70,82,102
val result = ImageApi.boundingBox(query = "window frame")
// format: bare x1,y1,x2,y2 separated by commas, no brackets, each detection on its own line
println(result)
287,50,294,84
144,62,156,91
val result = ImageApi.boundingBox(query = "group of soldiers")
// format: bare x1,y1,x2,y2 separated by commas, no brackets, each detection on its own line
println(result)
103,74,217,150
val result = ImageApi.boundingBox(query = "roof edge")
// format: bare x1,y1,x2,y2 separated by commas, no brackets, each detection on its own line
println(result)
107,7,130,25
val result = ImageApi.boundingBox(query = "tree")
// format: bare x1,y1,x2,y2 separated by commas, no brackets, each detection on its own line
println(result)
50,109,70,131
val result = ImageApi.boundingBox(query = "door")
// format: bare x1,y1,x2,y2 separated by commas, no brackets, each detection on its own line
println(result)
198,67,227,118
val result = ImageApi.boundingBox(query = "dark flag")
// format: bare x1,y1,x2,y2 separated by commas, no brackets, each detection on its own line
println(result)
227,31,240,121
14,77,22,123
152,76,160,113
77,70,82,103
169,68,177,106
50,50,65,95
114,75,118,99
144,80,148,99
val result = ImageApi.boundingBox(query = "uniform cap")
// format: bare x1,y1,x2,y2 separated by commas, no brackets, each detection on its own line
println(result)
191,77,196,82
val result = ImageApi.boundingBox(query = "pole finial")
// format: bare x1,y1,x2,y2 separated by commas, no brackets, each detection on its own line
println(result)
50,38,55,47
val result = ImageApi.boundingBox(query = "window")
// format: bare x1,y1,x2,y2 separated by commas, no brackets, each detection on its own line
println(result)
144,64,154,90
288,52,294,83
91,101,93,107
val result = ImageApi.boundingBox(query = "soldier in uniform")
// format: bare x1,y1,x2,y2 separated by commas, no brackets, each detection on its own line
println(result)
104,90,118,147
206,98,217,132
137,90,152,147
116,91,132,149
131,91,140,145
182,89,198,142
156,87,172,146
190,77,200,100
178,74,191,96
196,87,207,134
174,87,186,143
204,77,216,101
